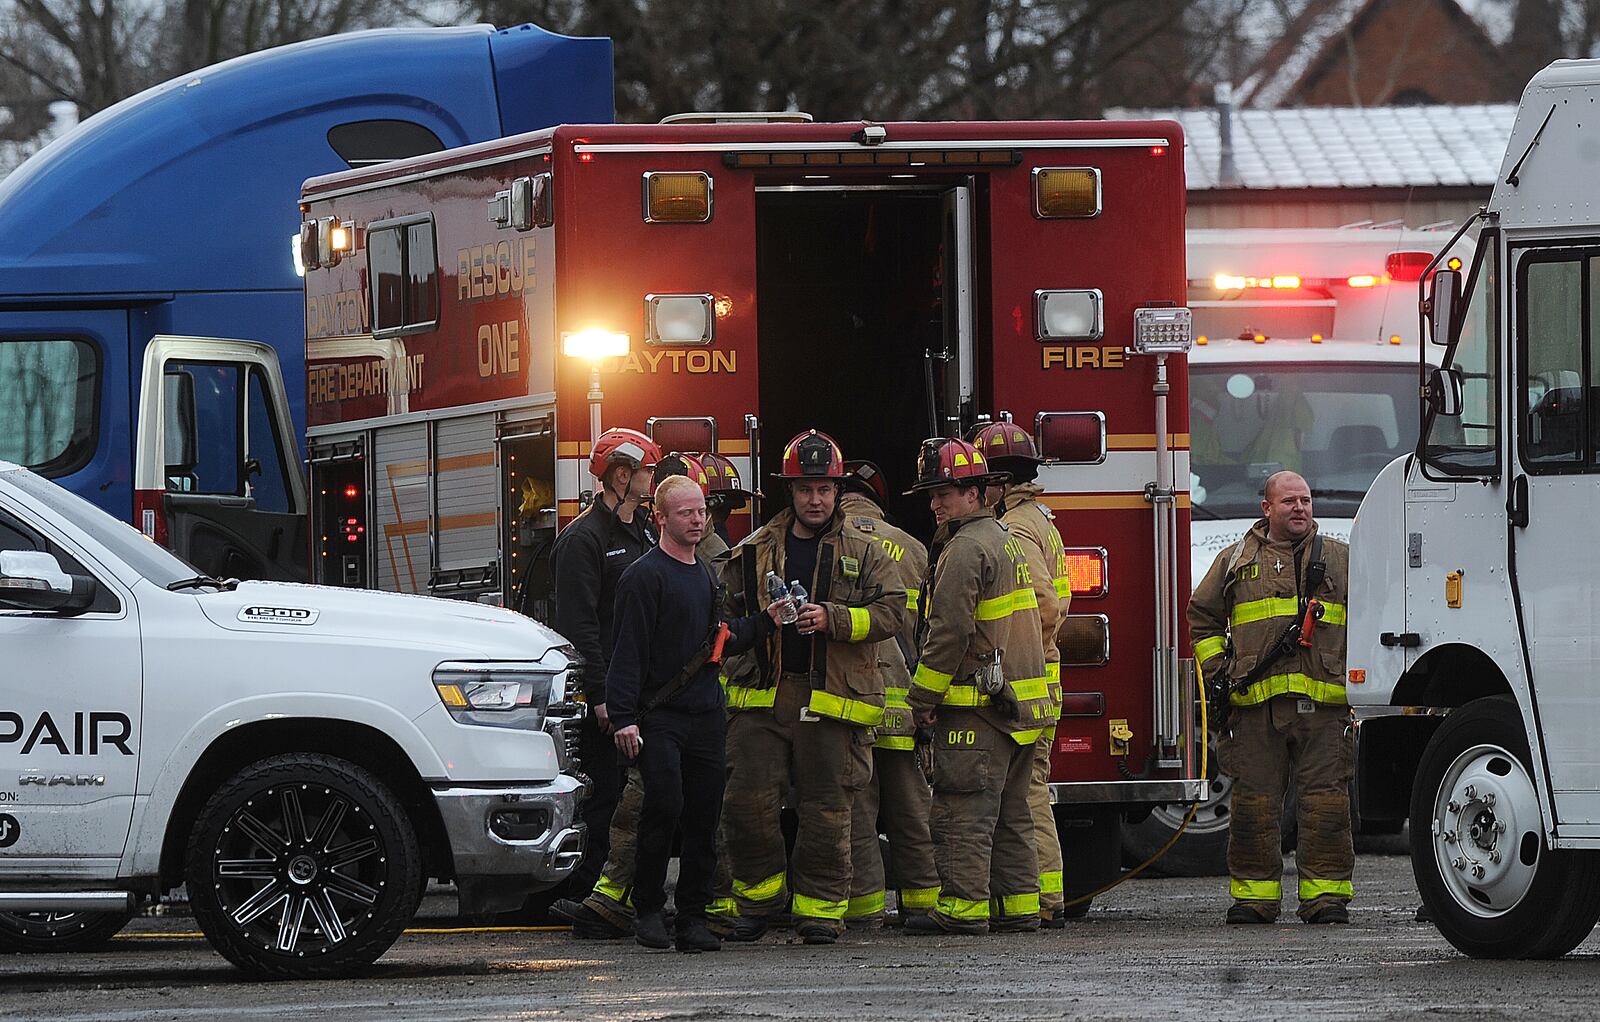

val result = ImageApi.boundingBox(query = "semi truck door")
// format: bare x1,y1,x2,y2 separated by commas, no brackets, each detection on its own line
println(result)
0,496,141,869
1509,247,1600,827
134,337,308,582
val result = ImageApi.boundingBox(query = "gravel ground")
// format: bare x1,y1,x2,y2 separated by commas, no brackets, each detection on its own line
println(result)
4,852,1599,1021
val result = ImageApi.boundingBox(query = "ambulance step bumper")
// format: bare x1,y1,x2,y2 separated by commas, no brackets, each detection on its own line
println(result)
1049,779,1208,805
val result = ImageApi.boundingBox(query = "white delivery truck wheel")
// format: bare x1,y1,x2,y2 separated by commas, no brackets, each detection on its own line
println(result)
0,909,137,952
1411,696,1600,959
185,753,423,979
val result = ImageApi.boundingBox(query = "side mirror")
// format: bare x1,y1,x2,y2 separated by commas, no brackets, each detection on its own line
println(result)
163,370,199,474
0,550,96,614
1424,268,1462,347
1426,365,1465,418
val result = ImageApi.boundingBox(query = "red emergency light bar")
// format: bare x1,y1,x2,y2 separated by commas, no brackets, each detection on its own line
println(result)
1385,251,1434,282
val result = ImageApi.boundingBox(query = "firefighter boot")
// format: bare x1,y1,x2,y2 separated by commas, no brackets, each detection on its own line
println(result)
789,714,874,942
1031,728,1065,927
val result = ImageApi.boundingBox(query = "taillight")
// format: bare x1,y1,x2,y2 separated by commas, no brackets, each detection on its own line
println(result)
1059,691,1105,717
1063,547,1108,598
133,489,169,547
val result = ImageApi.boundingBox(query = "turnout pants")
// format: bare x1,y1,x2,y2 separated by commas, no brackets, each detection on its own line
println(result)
1031,726,1064,914
633,707,727,921
723,673,873,936
928,709,1039,933
1219,696,1355,920
847,747,940,924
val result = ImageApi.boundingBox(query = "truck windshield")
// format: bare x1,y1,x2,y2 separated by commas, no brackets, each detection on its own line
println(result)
1190,363,1418,519
4,467,196,587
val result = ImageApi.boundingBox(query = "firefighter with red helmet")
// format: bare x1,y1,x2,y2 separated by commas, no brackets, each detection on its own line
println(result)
548,426,660,932
970,420,1071,926
904,437,1051,935
699,451,750,550
838,460,941,927
718,430,907,945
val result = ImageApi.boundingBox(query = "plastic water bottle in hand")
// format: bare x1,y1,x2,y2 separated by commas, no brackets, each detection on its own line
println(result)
788,580,811,633
766,571,799,625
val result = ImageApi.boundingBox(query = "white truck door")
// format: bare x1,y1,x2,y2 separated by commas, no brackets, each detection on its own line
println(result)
1509,245,1600,828
0,499,141,870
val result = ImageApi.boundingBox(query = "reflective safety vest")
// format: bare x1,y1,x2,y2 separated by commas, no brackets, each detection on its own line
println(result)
906,511,1051,744
1187,519,1349,707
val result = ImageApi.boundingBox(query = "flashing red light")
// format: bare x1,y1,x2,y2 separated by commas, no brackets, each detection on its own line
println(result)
347,534,359,543
344,484,359,498
1346,274,1381,288
1063,548,1107,598
1150,146,1166,156
578,152,594,163
1385,251,1434,283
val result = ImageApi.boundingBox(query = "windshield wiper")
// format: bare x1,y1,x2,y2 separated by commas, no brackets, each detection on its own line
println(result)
166,575,240,592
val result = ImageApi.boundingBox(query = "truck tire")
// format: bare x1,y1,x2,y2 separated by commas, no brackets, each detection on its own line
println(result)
1120,732,1232,876
185,753,423,979
0,909,136,952
1411,695,1600,959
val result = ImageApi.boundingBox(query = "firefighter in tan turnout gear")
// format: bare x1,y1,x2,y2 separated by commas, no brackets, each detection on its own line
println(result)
1188,470,1354,925
838,461,941,927
719,430,908,945
903,437,1051,935
970,421,1070,927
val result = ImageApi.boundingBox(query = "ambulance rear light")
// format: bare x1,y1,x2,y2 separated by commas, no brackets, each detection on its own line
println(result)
315,216,354,267
1386,251,1434,282
1058,692,1105,717
1035,411,1106,465
1035,289,1103,341
1063,547,1108,598
643,172,712,223
645,293,715,345
291,234,307,277
1133,306,1192,354
1033,167,1101,219
1058,615,1110,667
647,416,717,456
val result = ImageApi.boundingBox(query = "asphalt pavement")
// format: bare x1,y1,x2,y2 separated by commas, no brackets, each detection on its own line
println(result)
4,851,1599,1021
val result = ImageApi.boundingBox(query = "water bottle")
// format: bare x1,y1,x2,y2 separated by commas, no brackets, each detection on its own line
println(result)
766,571,799,625
787,580,809,607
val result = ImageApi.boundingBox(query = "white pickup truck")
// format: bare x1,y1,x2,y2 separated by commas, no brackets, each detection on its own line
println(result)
0,461,584,977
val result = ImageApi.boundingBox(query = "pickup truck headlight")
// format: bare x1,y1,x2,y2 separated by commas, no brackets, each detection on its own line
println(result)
433,662,557,730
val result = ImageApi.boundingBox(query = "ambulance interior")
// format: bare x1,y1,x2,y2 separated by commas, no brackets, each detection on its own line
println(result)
754,187,974,540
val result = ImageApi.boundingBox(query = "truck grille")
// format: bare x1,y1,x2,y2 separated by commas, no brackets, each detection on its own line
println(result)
544,702,584,775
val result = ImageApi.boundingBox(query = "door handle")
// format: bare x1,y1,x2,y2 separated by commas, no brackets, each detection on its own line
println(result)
1380,631,1422,648
1508,475,1529,529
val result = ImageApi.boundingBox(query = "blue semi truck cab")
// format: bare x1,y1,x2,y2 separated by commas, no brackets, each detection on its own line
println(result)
0,25,611,580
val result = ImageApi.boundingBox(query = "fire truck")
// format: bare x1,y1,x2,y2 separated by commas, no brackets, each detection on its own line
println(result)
297,114,1203,903
1349,59,1600,958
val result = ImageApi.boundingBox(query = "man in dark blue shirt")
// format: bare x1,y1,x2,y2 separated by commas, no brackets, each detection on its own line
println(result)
608,474,777,952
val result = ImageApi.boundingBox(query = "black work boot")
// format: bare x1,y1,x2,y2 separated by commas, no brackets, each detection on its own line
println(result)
552,898,630,939
725,916,769,942
1040,908,1067,930
1225,901,1278,924
795,921,838,945
1301,901,1350,925
675,917,722,953
635,910,672,949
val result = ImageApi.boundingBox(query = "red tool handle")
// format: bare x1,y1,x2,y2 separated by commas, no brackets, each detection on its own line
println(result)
708,622,731,664
1297,599,1322,647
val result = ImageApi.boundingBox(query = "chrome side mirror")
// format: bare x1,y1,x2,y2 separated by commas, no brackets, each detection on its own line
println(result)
1426,365,1465,418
